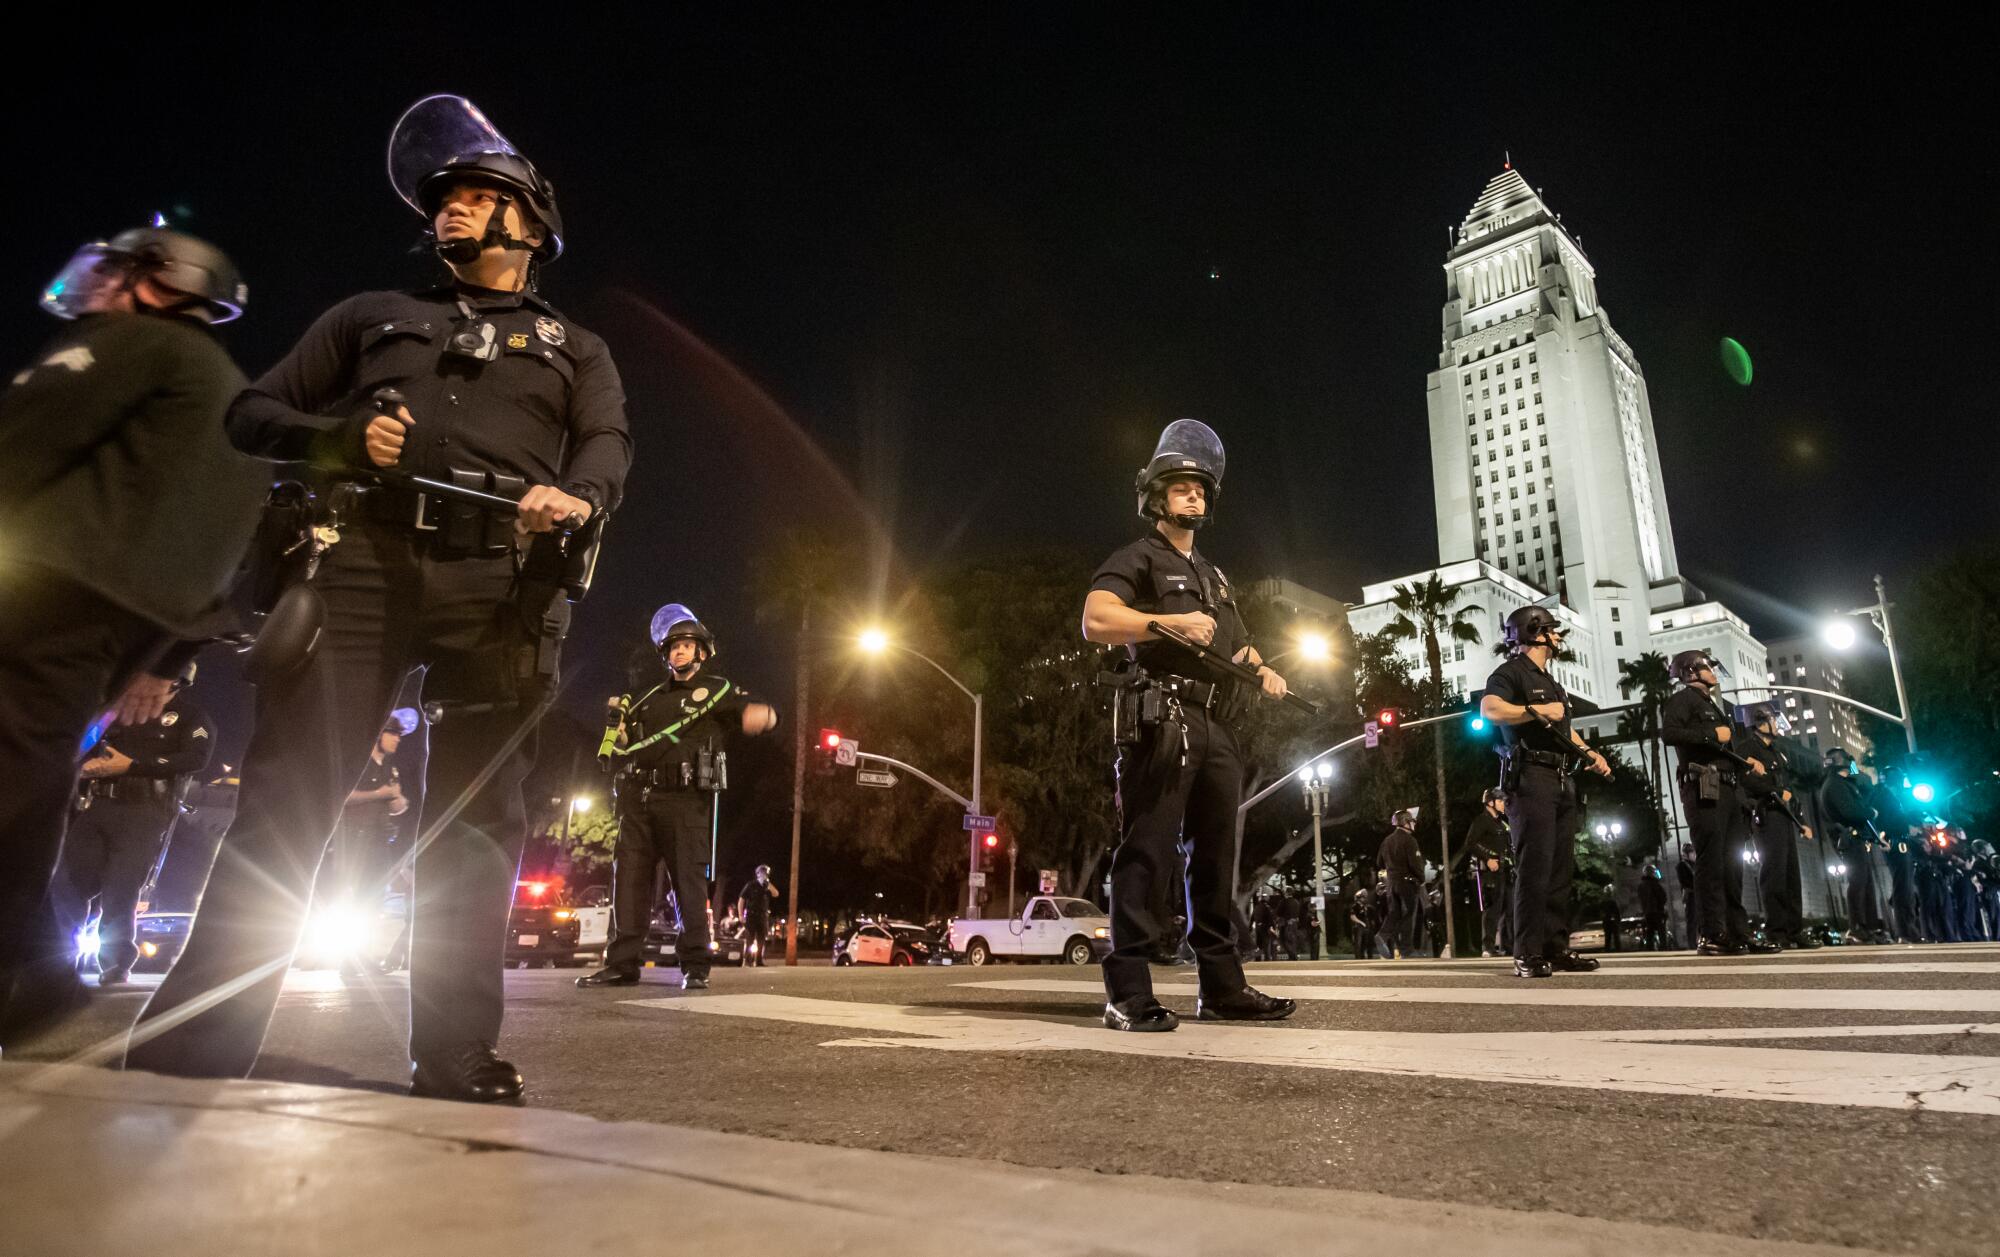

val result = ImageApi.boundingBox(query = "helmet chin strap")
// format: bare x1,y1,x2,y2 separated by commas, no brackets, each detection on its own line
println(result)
435,192,538,269
1169,513,1210,531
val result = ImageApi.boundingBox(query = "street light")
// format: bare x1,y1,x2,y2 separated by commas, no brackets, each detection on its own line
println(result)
1820,574,1917,753
1263,629,1333,671
1298,762,1334,958
570,795,593,815
856,626,986,916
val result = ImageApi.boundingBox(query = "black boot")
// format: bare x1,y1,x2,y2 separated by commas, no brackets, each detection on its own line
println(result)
1103,996,1179,1032
410,1044,524,1105
680,969,710,991
1743,936,1782,954
575,965,641,988
1513,956,1553,978
1195,985,1297,1021
1547,950,1600,973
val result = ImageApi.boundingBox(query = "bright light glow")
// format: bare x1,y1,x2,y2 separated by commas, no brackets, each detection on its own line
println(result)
553,910,574,921
140,941,159,957
1611,822,1624,835
75,925,101,962
983,833,1000,849
1316,761,1333,781
303,904,367,961
570,795,593,814
1469,716,1486,731
1741,849,1756,863
1296,632,1330,663
1821,620,1858,651
858,627,891,655
1912,783,1936,804
822,730,843,751
525,881,549,898
1297,767,1313,784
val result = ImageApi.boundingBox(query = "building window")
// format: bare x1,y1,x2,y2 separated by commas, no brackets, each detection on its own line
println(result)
1462,373,1472,386
1537,435,1548,448
1532,525,1542,537
1541,456,1550,468
1476,495,1485,508
1528,351,1536,362
1484,410,1493,421
1529,504,1539,516
1534,393,1542,404
1613,631,1623,646
1498,556,1508,569
1534,547,1544,560
1480,369,1488,380
1503,423,1512,435
1469,435,1478,446
1482,389,1491,399
1611,607,1620,621
1526,481,1536,494
1508,487,1518,499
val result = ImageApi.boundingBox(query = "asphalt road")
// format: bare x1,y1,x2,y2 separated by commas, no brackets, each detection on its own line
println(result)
26,945,2000,1256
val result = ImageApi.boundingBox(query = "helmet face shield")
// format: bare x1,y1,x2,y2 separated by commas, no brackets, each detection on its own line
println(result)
40,244,134,319
1135,419,1225,524
388,94,563,259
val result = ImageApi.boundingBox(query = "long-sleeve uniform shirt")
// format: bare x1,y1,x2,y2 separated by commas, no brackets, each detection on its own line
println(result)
0,314,267,636
1377,827,1425,887
226,285,630,514
86,693,216,804
1661,686,1740,773
1090,533,1253,686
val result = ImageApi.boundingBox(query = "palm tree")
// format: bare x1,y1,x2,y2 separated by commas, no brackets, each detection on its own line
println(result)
1617,652,1675,862
1382,574,1485,957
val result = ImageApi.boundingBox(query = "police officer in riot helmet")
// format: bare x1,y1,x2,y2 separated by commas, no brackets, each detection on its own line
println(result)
128,97,631,1103
0,226,263,1050
580,605,777,991
1463,787,1512,956
1083,419,1297,1031
55,661,215,987
1818,748,1888,944
1735,700,1821,949
1479,604,1611,979
1661,650,1779,955
737,864,781,966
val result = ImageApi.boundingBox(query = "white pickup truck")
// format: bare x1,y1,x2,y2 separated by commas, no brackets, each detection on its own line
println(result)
948,895,1112,967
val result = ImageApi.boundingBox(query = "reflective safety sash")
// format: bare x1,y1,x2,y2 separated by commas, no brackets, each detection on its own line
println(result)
609,680,734,759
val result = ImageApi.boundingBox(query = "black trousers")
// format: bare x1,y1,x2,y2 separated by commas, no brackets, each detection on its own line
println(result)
1506,764,1578,961
128,528,538,1075
1383,880,1420,956
0,563,162,1036
1104,705,1246,1003
1752,812,1804,940
1477,870,1511,953
1682,779,1752,945
54,798,174,972
1835,833,1883,933
607,790,713,973
1888,859,1920,942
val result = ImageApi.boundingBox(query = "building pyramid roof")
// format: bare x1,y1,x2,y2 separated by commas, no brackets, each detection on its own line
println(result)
1460,166,1548,234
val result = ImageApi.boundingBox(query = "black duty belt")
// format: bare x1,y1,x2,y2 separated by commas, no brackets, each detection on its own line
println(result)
346,483,514,556
87,778,174,803
1508,748,1569,771
1156,675,1222,709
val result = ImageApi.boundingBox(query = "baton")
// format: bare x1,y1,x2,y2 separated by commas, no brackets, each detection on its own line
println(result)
1146,620,1319,716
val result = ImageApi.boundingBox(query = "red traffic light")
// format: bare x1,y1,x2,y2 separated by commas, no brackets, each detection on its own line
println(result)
1376,708,1400,727
820,729,843,751
982,833,1000,849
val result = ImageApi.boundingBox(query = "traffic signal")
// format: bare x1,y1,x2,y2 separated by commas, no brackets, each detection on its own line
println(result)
814,728,842,776
1376,707,1401,729
978,831,1000,873
1364,707,1401,749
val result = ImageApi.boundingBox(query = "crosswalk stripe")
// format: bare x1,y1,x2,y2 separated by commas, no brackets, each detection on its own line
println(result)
629,994,2000,1115
958,979,2000,1012
1237,963,2000,977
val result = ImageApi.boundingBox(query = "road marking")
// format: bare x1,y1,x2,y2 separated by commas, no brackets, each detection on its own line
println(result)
627,994,2000,1115
958,979,2000,1012
1238,963,2000,978
1318,943,2000,971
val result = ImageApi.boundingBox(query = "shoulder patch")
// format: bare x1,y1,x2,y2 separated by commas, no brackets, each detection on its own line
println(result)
534,317,566,347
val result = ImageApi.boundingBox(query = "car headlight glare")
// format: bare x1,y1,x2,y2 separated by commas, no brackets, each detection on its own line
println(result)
1093,927,1109,939
140,942,159,957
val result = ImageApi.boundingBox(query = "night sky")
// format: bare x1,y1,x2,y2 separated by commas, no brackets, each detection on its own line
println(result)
5,11,1989,741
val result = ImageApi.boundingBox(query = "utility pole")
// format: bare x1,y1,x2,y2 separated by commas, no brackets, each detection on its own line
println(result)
784,602,809,965
1874,574,1918,754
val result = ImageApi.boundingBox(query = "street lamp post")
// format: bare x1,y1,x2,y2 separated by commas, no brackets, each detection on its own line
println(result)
1823,573,1917,754
859,629,985,917
1298,761,1333,959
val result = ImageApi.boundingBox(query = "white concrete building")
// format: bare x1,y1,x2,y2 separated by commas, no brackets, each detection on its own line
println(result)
1347,560,1601,705
1349,165,1767,712
1759,634,1874,764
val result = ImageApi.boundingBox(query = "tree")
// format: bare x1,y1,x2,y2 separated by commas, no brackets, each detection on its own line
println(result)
1617,652,1675,857
1895,543,2000,827
1381,574,1484,955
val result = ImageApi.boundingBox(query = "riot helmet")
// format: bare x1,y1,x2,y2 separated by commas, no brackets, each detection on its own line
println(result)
41,227,246,324
1669,650,1720,686
384,707,421,737
389,95,564,265
650,603,716,663
1734,700,1790,735
1391,806,1420,830
1134,419,1224,529
1502,603,1562,651
1481,787,1506,805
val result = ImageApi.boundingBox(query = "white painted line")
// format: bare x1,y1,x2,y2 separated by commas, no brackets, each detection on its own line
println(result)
957,979,2000,1013
1310,943,2000,971
1243,963,2000,978
628,994,2000,1115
